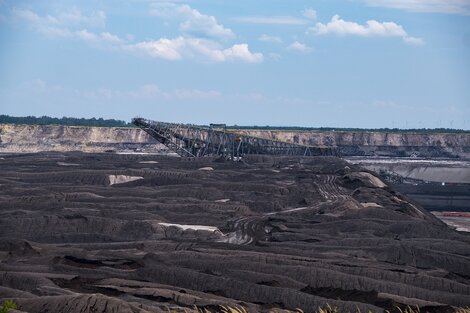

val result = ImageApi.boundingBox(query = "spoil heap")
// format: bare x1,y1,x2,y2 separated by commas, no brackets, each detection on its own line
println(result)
0,153,469,313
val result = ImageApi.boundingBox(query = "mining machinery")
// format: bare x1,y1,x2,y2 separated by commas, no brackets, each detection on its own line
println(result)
132,117,338,159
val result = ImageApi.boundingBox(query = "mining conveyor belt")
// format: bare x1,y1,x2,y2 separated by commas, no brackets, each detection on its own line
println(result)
133,117,338,159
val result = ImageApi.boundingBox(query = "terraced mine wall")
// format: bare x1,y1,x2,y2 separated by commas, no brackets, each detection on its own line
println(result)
0,123,165,153
236,130,470,159
347,158,470,212
1,124,469,158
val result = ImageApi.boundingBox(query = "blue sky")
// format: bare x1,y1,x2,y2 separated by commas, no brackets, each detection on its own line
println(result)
0,0,469,129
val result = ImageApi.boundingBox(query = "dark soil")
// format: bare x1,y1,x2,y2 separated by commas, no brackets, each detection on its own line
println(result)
0,152,469,313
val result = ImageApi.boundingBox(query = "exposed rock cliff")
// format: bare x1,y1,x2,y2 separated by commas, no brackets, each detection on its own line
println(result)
0,124,165,153
237,130,470,158
1,124,469,158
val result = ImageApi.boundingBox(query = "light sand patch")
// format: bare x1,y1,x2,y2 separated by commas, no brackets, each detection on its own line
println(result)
158,222,220,232
109,175,143,186
361,202,383,208
198,167,214,171
356,172,387,188
265,207,309,216
215,199,230,203
392,196,425,218
57,162,81,166
65,192,105,199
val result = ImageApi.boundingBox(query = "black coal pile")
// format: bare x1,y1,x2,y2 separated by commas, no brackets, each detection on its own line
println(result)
0,152,469,313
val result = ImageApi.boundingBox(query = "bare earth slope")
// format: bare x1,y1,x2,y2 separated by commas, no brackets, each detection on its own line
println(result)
0,153,469,313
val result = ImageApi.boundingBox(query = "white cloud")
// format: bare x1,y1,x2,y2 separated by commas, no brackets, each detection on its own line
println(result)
150,3,234,39
223,44,264,63
259,34,283,43
365,0,470,15
40,26,74,38
403,36,425,45
101,32,125,44
12,7,106,39
76,29,99,42
13,7,105,36
125,37,263,63
287,41,313,53
55,7,106,28
302,8,317,19
12,5,262,64
173,88,221,100
149,2,181,18
23,80,221,101
13,8,72,38
310,15,424,45
75,29,125,45
93,84,222,101
311,15,406,36
12,8,41,24
13,7,125,47
126,37,186,60
232,16,308,25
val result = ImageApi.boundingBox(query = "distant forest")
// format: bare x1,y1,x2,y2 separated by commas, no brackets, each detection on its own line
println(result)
0,115,133,127
224,125,470,134
0,115,468,133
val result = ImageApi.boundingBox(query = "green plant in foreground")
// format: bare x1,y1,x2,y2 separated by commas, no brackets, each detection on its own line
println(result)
0,299,17,313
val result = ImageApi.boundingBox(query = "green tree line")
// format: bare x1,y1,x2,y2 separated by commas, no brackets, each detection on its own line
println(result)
224,125,469,134
1,115,467,133
0,115,134,127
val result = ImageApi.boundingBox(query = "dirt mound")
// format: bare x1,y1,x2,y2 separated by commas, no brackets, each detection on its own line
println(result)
0,152,469,312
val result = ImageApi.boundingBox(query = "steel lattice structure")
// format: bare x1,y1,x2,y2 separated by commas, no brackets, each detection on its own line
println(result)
133,117,338,159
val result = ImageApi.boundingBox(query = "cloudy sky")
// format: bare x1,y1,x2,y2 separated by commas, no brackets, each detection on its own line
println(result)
0,0,469,129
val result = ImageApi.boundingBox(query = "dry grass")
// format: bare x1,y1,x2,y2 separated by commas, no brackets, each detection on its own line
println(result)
165,305,304,313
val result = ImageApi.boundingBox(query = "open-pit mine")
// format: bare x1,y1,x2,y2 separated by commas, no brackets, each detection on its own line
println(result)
0,123,469,313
